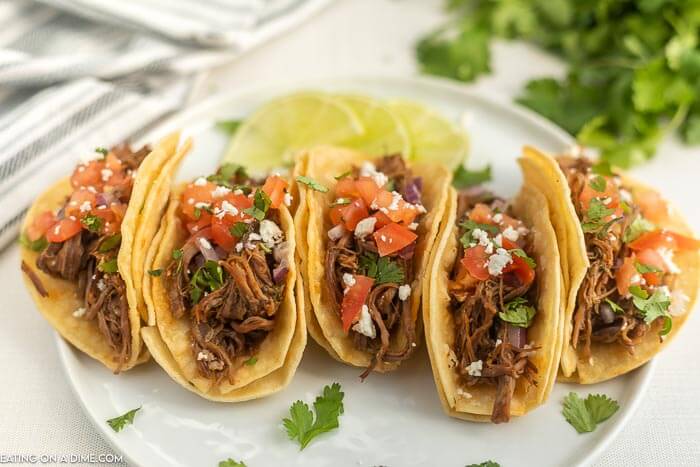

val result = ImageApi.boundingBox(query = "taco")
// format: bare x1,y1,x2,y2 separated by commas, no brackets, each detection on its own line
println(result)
20,133,184,372
424,182,562,423
296,146,450,374
143,164,305,401
519,147,700,383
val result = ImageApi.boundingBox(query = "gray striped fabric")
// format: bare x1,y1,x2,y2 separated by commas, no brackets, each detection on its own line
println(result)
0,0,327,248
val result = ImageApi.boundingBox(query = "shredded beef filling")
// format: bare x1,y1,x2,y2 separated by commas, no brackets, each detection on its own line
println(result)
325,155,419,375
557,156,651,357
35,143,150,370
165,214,285,383
448,190,538,423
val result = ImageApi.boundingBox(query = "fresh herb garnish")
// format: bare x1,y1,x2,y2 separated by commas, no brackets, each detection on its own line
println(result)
172,249,183,260
592,161,614,177
589,175,607,193
453,164,492,189
218,460,247,467
334,171,351,180
283,382,344,450
296,175,328,193
95,147,108,156
623,216,655,243
498,297,536,328
215,119,243,135
358,252,405,285
635,262,663,274
511,248,536,269
384,179,396,192
190,260,225,304
458,219,499,248
106,406,141,432
581,198,616,235
244,356,258,366
605,298,624,315
98,233,122,253
148,269,162,277
466,462,500,467
193,204,213,220
81,214,103,233
562,393,619,434
243,189,272,221
629,286,672,336
98,259,118,273
229,222,249,238
207,163,248,187
19,234,48,252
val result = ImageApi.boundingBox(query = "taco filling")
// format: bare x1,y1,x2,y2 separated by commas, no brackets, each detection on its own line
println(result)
447,188,539,423
324,155,423,374
23,144,150,369
557,156,699,358
164,166,292,383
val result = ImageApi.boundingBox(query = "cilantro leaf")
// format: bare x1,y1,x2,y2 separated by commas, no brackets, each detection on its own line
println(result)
623,216,655,243
631,288,673,336
466,462,500,467
98,233,121,253
172,249,183,260
589,175,607,193
458,219,498,248
563,392,620,434
334,171,351,180
19,233,48,252
283,383,344,450
511,248,536,269
81,214,103,233
585,394,620,425
498,297,536,328
453,165,492,189
635,262,663,274
243,189,272,221
190,260,225,304
216,119,243,135
230,222,249,238
218,459,247,467
581,198,616,235
106,406,141,432
605,298,624,315
244,356,257,366
98,259,118,273
296,175,328,193
148,269,162,277
207,163,248,187
95,147,108,156
358,252,405,285
591,161,614,177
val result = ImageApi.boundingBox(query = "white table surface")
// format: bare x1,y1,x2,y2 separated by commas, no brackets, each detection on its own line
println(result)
3,0,700,466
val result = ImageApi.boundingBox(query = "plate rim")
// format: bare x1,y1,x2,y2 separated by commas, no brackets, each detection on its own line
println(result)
56,73,656,467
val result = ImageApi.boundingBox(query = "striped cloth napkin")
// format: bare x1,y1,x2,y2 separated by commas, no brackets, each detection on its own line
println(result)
0,0,329,248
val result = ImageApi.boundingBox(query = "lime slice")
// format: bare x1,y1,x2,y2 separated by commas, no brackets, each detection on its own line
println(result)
222,92,364,173
387,100,469,169
334,94,411,157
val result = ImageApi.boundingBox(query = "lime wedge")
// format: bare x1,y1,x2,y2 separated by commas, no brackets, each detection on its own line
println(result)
387,100,469,169
222,92,364,173
334,94,411,157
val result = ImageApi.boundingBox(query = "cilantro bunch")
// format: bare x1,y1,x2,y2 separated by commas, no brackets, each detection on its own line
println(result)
417,0,700,168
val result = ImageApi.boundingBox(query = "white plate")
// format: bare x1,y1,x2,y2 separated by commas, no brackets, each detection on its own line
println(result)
57,75,654,467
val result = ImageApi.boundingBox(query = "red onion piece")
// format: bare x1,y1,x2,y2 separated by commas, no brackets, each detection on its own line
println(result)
273,265,288,284
506,324,527,348
599,302,616,324
195,237,220,262
397,241,416,260
404,177,423,204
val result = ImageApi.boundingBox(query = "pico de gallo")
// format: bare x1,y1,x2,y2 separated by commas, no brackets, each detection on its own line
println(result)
447,188,539,423
22,143,151,371
557,155,700,359
323,155,425,375
164,164,292,383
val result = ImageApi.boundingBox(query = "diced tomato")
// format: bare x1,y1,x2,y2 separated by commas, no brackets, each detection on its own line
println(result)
340,275,374,332
616,255,640,295
262,175,288,209
497,213,521,230
46,218,82,243
27,211,56,241
635,190,668,224
373,222,418,257
340,198,369,231
104,153,122,172
469,203,493,224
372,211,392,229
91,205,118,234
211,220,236,251
180,181,217,220
371,189,418,225
372,190,393,210
70,161,103,189
501,238,519,250
635,248,666,285
629,229,700,252
110,203,128,224
579,175,619,211
452,261,481,290
461,245,490,281
355,177,380,206
504,254,535,286
335,178,359,198
65,188,98,218
186,215,212,234
211,193,253,225
330,205,345,225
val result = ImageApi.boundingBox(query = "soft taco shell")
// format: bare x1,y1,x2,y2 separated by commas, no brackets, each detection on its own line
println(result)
299,146,451,371
424,185,562,420
143,183,305,399
521,146,700,383
20,132,180,372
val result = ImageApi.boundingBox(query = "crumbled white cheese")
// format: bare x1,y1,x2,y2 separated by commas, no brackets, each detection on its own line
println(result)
408,222,418,231
493,234,503,247
352,305,376,338
495,338,502,347
100,169,113,182
260,220,284,247
466,360,483,377
343,273,356,288
669,289,690,316
235,242,244,252
471,228,490,246
79,201,92,213
493,213,503,223
193,177,207,186
658,248,680,274
194,202,210,209
211,185,231,198
187,198,195,205
359,161,388,188
487,248,512,276
196,351,209,361
327,224,346,241
398,284,411,301
97,279,106,291
233,189,244,195
273,241,289,264
198,237,212,250
72,307,86,318
620,189,632,202
248,233,262,242
354,216,377,238
388,191,402,211
484,242,494,254
284,192,293,206
86,186,97,193
502,225,519,242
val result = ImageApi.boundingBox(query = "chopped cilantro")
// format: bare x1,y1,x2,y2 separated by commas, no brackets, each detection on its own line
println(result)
358,252,405,285
635,262,663,274
591,161,614,176
95,147,108,156
498,297,536,328
466,462,500,467
458,219,498,248
189,260,225,304
81,214,103,233
215,119,243,135
283,383,344,450
19,233,48,252
98,259,118,273
148,269,162,277
630,287,672,336
562,392,619,434
98,233,121,253
243,189,272,221
334,171,351,180
605,299,624,315
218,460,247,467
623,216,655,243
172,249,183,260
207,163,248,187
511,248,536,269
244,356,258,366
229,222,249,238
296,175,328,193
453,164,492,189
106,406,141,432
581,198,617,235
589,175,607,193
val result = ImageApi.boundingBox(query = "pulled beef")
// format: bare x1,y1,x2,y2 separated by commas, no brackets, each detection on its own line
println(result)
21,260,48,297
37,232,90,280
325,155,419,375
557,156,650,356
448,189,538,423
165,226,285,383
